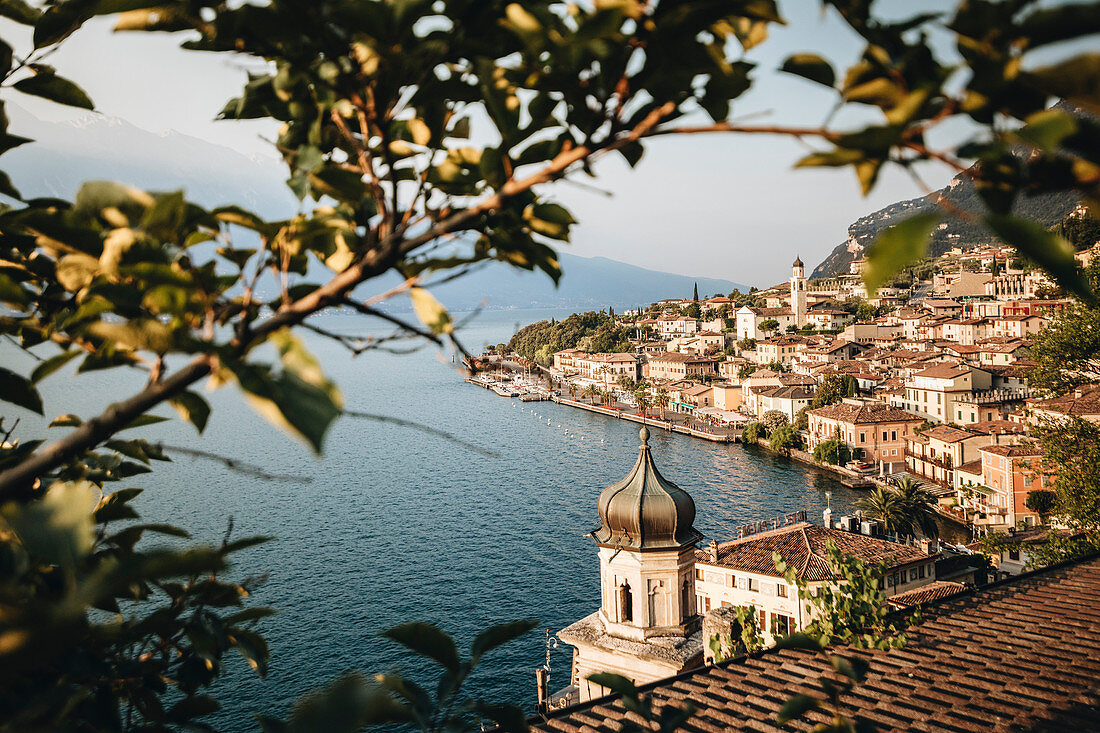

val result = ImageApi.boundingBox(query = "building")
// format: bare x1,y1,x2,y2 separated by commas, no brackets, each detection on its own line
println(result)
1026,383,1100,425
753,335,808,367
693,522,936,644
790,255,807,328
805,398,923,471
556,428,704,705
734,306,796,341
752,385,813,423
901,362,993,423
655,315,699,339
905,424,992,489
537,556,1100,733
977,442,1050,529
644,352,718,381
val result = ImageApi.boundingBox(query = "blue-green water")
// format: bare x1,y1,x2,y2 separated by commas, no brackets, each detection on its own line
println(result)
4,308,859,729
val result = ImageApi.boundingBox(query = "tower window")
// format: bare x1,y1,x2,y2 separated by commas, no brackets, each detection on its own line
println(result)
619,582,633,623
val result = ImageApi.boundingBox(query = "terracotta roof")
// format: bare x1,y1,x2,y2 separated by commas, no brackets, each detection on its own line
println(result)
694,523,930,580
1027,384,1100,417
914,363,970,380
755,385,815,400
806,401,923,425
884,580,968,609
957,459,983,475
920,425,980,443
649,352,715,364
536,555,1100,733
981,443,1042,457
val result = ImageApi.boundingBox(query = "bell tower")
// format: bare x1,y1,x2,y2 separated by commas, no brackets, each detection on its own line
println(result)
790,255,807,328
557,427,705,704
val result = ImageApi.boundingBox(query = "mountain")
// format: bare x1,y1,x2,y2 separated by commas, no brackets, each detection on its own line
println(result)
2,106,297,217
810,170,1080,279
423,252,746,311
1,108,746,310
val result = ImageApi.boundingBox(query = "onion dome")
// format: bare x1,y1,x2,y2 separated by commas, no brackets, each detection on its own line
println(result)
793,255,804,268
593,427,704,550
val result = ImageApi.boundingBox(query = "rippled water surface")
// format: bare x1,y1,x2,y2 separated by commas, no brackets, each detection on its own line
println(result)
9,308,861,729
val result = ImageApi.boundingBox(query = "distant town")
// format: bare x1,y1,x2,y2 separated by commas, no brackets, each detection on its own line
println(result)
463,237,1100,711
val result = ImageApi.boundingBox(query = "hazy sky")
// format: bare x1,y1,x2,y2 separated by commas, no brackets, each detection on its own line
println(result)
6,0,974,287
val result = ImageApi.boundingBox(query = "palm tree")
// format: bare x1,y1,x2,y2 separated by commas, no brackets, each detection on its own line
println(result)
567,382,577,400
656,388,669,419
583,384,597,403
893,476,940,538
857,486,905,537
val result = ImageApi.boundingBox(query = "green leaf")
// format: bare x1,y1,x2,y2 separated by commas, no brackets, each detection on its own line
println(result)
1024,53,1100,114
473,702,530,733
409,287,453,335
470,619,538,665
781,53,835,88
0,170,21,200
167,695,221,723
586,672,638,697
382,621,461,674
49,413,82,427
13,72,94,110
121,414,170,431
229,627,270,677
285,673,414,730
169,390,211,434
771,632,825,653
863,211,941,295
1015,108,1078,151
986,214,1092,302
30,350,79,384
0,365,43,414
3,480,95,567
235,361,342,454
0,0,41,25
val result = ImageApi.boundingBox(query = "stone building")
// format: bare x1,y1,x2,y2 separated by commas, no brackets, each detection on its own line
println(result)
556,427,704,704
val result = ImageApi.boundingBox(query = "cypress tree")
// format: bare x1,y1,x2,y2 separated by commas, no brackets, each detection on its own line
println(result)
693,282,699,301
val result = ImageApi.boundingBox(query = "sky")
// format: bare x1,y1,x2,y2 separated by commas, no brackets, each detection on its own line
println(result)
4,0,975,287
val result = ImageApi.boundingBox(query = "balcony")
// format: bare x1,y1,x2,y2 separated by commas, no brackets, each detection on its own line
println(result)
955,388,1030,406
905,449,953,470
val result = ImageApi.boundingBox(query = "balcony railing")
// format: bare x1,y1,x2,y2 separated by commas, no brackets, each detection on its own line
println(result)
904,449,954,470
954,388,1030,406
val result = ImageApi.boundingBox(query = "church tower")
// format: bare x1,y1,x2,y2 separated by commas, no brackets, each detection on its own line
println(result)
557,427,704,704
790,255,807,328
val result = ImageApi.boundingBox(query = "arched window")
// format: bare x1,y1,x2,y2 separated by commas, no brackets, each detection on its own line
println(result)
681,580,691,617
619,581,633,622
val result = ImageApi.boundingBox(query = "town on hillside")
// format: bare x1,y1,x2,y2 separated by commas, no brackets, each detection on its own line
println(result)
493,242,1100,715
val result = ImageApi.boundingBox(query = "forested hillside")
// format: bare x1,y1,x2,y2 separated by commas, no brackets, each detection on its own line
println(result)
507,311,635,364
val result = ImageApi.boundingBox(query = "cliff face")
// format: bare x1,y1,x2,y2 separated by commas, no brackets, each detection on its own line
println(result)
810,174,1079,279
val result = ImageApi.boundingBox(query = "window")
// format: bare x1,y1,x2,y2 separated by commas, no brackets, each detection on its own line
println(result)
704,596,711,612
909,568,918,582
737,577,746,590
891,430,897,440
695,568,704,580
1023,475,1032,487
918,565,925,579
882,431,888,441
747,578,760,592
619,582,633,622
759,609,767,632
1008,549,1020,561
777,583,787,598
771,614,792,637
859,432,866,443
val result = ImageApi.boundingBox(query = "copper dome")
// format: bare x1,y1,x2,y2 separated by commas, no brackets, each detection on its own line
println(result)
592,427,703,551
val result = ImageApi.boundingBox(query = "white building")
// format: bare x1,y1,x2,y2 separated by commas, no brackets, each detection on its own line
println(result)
694,521,938,645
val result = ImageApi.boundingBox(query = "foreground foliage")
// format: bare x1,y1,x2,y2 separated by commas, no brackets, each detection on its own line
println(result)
0,0,1096,729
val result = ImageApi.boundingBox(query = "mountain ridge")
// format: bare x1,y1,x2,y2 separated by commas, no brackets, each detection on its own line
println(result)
810,170,1079,279
1,107,747,310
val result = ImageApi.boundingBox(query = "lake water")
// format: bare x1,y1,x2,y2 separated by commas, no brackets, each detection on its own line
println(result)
5,308,861,730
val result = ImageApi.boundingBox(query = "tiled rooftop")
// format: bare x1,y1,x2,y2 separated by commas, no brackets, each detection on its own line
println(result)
694,523,930,581
535,555,1100,732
